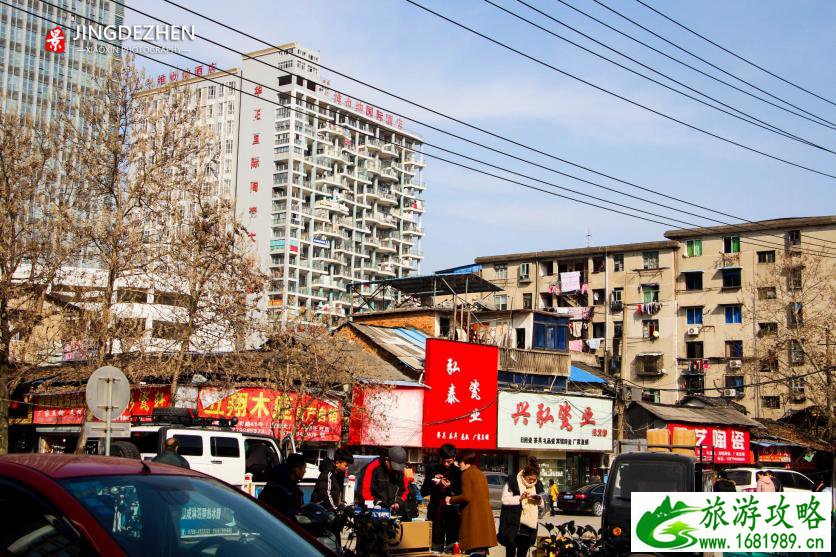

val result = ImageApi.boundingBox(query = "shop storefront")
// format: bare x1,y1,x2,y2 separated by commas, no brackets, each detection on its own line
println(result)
497,391,613,489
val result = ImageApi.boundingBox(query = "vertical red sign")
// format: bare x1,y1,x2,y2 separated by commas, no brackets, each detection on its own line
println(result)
422,339,498,449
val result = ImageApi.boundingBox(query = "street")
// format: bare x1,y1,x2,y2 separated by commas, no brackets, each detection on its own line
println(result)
487,512,601,556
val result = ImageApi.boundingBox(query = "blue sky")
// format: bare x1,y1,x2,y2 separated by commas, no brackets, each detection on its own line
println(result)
126,0,836,271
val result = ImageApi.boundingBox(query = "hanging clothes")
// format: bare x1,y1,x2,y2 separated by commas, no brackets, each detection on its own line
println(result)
559,271,581,293
568,340,584,352
587,338,603,350
580,283,589,295
569,321,583,337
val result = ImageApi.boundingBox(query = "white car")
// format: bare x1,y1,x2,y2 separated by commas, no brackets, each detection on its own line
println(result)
723,467,815,492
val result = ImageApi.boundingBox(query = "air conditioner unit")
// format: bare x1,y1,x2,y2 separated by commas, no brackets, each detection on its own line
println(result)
723,388,738,397
686,326,701,336
729,359,743,369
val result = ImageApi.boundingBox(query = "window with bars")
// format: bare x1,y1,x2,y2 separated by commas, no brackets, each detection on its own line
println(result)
642,319,660,339
613,254,624,272
642,251,659,269
762,396,780,409
494,264,507,280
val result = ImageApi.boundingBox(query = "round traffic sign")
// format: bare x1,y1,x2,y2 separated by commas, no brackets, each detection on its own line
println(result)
85,366,131,421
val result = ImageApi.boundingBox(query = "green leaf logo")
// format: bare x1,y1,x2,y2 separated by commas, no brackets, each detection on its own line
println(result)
636,496,701,549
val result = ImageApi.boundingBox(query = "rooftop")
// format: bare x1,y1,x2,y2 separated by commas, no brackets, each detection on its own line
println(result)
352,273,502,298
630,400,761,428
475,240,679,264
664,215,836,240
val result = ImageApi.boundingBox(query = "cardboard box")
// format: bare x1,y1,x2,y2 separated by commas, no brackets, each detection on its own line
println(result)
387,520,432,555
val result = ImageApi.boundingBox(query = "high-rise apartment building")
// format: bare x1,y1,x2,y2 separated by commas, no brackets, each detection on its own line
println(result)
471,216,836,417
238,44,425,324
0,0,123,121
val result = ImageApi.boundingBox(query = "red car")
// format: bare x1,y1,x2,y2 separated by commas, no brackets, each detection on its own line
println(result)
0,453,330,556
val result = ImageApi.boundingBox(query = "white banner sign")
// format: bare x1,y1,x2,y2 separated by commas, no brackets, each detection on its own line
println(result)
496,392,612,451
631,492,831,553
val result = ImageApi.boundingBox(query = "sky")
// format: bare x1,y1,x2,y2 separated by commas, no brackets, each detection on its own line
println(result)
124,0,836,272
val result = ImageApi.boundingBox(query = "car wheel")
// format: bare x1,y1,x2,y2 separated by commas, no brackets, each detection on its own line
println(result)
110,440,141,460
593,501,603,517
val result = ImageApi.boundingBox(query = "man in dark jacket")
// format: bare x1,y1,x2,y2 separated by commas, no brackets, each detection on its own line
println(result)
421,443,461,550
152,438,190,469
258,453,306,519
356,446,410,514
312,448,354,512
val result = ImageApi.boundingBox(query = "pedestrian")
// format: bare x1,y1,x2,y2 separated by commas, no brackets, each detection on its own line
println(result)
151,437,190,469
356,446,411,516
421,443,462,551
767,470,784,492
258,452,306,519
756,470,776,492
548,479,559,516
713,470,737,492
312,448,354,512
446,452,497,555
498,457,544,557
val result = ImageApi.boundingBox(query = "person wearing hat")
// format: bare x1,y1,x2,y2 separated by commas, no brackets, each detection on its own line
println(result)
356,446,411,515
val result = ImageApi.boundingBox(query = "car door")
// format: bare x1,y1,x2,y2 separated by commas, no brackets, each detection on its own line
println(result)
772,471,798,492
206,433,245,486
788,471,814,492
166,429,210,474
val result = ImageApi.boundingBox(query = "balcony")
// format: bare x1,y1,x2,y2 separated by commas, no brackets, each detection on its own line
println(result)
610,300,624,312
499,347,570,376
379,167,399,182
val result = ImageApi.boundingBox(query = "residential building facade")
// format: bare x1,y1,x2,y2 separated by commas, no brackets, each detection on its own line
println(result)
0,0,124,122
472,215,836,415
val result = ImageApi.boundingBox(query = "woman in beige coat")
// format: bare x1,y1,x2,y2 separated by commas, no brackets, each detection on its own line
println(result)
446,452,498,554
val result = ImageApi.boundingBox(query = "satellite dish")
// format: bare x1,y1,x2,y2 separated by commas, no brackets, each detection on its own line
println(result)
86,366,130,422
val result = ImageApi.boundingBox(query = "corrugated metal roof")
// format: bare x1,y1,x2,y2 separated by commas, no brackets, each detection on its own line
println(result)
351,323,427,371
632,401,761,427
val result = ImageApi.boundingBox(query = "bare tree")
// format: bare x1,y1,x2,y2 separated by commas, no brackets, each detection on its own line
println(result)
0,107,82,454
748,248,835,427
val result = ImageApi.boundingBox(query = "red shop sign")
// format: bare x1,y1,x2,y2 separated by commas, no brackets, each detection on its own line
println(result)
198,388,341,442
422,339,498,450
33,387,171,424
667,423,752,464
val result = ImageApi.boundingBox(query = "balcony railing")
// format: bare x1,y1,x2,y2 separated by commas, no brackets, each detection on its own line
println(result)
499,347,570,376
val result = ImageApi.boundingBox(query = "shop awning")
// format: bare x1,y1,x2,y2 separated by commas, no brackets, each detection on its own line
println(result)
569,365,606,384
637,352,663,357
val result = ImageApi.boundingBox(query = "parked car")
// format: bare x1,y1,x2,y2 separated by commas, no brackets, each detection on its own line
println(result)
0,453,331,556
723,467,815,492
557,482,605,516
484,471,508,509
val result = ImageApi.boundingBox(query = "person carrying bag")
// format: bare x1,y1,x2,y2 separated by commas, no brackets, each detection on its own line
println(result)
498,457,544,557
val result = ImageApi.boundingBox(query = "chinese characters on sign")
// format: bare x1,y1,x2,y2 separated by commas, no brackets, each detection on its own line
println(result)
422,339,499,449
497,392,613,451
667,423,751,464
157,63,217,86
33,388,171,424
328,90,404,129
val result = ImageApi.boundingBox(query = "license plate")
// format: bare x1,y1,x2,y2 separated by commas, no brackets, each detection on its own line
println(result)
563,495,574,500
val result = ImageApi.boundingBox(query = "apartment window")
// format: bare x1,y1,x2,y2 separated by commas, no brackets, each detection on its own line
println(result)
152,320,185,341
542,261,554,276
759,322,778,335
642,319,659,339
612,288,623,303
723,236,740,254
642,389,660,403
684,271,703,291
789,377,805,395
515,328,526,349
642,251,659,269
592,322,605,338
224,139,233,155
757,250,775,263
725,376,744,396
787,268,802,290
117,289,147,303
686,341,704,359
759,354,778,371
788,340,804,365
494,263,507,280
613,254,624,272
725,340,743,358
642,284,659,303
786,229,801,246
592,289,605,305
721,268,741,289
206,104,213,118
207,85,215,99
725,305,742,324
592,257,605,273
685,239,702,257
518,262,530,280
787,303,803,326
522,293,532,310
762,396,780,409
495,294,508,311
685,306,703,325
758,287,776,300
227,101,234,114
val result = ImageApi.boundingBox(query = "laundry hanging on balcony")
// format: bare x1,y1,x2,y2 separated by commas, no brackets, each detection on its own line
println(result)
569,321,583,337
559,271,581,293
636,302,661,315
586,338,603,350
568,340,584,352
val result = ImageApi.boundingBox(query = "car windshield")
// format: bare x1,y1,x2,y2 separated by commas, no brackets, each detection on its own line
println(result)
724,470,752,487
611,461,688,503
60,474,324,557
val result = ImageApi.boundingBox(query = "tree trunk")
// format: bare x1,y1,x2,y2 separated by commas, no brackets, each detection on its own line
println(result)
0,364,9,455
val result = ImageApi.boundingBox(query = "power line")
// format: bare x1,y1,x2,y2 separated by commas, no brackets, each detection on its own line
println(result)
592,0,835,126
552,0,836,132
22,0,836,260
151,0,836,252
402,0,836,181
621,365,826,393
633,0,836,109
490,0,836,154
